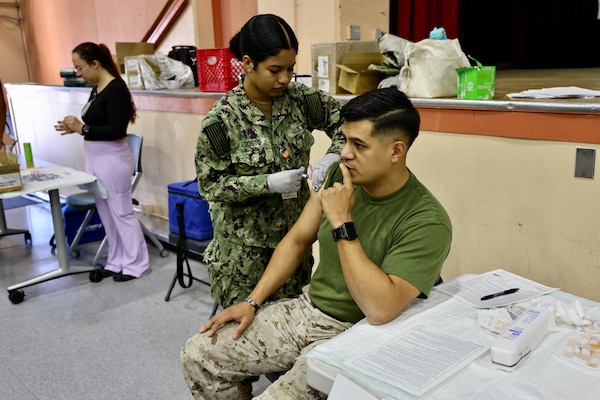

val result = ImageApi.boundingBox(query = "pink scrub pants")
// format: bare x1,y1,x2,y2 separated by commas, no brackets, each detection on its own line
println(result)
84,139,150,277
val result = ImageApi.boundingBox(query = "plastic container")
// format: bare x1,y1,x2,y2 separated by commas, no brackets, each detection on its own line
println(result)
23,142,34,168
490,303,555,370
196,48,245,92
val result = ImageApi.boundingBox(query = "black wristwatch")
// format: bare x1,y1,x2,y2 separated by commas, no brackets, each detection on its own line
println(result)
82,124,90,134
332,222,359,241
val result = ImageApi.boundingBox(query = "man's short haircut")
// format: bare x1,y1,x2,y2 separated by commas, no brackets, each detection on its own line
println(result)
341,88,421,148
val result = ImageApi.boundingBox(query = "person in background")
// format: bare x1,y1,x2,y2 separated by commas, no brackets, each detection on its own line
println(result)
195,14,345,309
55,42,150,282
1,78,11,152
182,88,452,399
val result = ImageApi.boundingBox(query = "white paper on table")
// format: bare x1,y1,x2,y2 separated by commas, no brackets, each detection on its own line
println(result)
507,86,600,99
338,299,491,397
343,323,488,397
434,269,558,308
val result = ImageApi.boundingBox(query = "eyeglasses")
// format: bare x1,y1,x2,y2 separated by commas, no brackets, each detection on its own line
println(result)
74,64,87,72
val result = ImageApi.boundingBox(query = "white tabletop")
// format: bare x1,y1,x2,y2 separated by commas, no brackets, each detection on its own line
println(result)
0,158,104,200
305,277,600,399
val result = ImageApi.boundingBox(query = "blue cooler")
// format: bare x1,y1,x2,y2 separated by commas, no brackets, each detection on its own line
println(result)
62,205,105,245
167,180,213,241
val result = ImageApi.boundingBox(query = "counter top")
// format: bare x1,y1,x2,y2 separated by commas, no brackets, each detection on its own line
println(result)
8,68,600,115
7,68,600,144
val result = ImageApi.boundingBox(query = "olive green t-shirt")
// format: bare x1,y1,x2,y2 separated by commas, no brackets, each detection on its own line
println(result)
309,163,452,323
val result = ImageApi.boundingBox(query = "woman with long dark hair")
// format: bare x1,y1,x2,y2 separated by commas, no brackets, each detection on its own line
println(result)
55,42,150,282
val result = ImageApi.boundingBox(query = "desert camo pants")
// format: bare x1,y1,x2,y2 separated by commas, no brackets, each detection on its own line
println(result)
180,286,353,399
204,239,312,308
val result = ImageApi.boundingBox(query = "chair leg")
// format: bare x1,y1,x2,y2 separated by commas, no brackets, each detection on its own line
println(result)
69,209,96,254
210,302,219,317
139,220,168,257
91,236,109,266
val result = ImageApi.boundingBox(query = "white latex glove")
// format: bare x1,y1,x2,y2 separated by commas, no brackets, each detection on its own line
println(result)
266,167,305,193
311,153,341,191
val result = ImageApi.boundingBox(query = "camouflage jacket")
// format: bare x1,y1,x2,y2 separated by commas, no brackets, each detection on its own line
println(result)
195,80,344,248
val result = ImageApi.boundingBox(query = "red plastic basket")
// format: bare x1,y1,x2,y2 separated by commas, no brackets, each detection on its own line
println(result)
196,48,244,92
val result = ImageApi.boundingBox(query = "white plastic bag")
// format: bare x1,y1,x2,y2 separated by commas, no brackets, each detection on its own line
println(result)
399,39,470,98
136,52,195,90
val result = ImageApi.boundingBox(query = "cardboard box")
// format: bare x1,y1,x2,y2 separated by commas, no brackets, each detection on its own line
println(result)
456,57,496,100
311,41,379,93
115,42,155,74
336,52,383,95
0,152,22,192
124,56,144,89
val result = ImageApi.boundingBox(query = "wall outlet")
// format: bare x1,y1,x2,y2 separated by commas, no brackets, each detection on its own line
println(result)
347,25,361,40
575,147,595,179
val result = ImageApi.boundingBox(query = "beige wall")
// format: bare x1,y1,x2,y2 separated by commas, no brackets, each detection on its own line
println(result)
408,131,600,302
258,0,389,74
19,0,168,86
0,0,28,83
0,0,200,86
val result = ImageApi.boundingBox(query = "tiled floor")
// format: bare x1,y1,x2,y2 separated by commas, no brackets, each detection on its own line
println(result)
0,201,268,399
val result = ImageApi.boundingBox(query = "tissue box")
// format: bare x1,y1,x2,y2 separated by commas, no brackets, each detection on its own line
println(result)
336,52,383,95
0,152,22,192
456,58,496,100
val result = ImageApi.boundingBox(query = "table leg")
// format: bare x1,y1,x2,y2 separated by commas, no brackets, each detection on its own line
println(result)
0,198,32,244
7,189,94,293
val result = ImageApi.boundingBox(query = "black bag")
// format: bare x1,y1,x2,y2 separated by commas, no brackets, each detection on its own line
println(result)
168,45,198,86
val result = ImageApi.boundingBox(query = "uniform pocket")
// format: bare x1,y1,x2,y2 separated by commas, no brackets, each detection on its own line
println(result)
231,137,276,174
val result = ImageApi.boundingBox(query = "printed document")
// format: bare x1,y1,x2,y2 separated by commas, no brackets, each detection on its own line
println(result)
434,269,558,308
342,299,490,397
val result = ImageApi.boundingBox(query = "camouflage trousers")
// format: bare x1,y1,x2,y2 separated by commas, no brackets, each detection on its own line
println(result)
180,286,353,399
204,238,312,308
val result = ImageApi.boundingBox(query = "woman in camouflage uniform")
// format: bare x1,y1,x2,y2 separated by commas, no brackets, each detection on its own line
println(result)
195,14,344,308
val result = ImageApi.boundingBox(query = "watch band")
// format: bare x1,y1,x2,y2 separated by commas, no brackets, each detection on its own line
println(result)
332,222,359,241
244,297,259,311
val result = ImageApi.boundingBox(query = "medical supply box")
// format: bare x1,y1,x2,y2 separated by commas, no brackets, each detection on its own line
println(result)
167,180,213,241
490,303,555,370
0,152,22,193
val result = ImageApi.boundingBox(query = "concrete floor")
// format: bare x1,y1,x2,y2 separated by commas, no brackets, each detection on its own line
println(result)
0,201,269,399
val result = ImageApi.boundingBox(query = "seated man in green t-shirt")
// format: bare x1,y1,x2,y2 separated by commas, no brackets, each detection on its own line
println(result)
181,87,453,400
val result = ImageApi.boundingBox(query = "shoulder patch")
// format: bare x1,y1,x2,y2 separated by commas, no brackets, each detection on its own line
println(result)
304,92,326,126
204,121,230,157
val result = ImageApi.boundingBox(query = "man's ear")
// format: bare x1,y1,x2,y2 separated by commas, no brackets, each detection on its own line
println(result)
390,140,408,162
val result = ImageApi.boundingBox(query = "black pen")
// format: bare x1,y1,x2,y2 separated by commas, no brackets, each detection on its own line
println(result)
480,288,519,301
